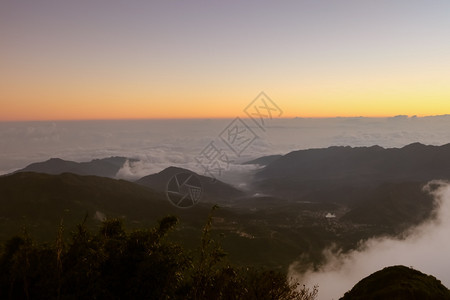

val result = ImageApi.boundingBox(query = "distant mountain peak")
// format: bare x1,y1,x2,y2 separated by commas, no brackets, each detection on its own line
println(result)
159,166,192,174
136,166,245,204
401,142,427,149
48,157,65,161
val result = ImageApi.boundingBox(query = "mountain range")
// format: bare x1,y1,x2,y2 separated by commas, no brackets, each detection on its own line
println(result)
13,157,137,178
11,158,246,205
254,143,450,199
2,142,450,270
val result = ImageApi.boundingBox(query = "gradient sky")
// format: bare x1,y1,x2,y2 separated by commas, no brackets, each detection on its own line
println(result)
1,0,449,120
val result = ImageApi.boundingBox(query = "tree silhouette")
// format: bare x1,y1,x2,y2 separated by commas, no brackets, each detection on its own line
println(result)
0,209,317,300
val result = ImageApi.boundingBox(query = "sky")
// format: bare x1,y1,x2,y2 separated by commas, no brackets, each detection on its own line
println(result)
1,0,450,121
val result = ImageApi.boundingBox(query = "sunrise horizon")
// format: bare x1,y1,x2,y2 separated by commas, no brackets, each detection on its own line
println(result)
1,113,449,123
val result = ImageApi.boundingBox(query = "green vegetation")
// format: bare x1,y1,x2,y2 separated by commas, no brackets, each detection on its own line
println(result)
0,172,214,243
0,209,318,300
1,172,436,272
341,265,450,300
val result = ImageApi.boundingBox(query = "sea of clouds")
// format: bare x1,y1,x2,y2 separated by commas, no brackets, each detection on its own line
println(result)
1,116,450,183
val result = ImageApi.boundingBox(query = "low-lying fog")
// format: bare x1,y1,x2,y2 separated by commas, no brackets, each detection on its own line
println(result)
290,181,450,300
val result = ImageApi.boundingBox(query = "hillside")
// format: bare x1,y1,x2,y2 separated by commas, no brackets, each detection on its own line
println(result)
0,172,214,242
0,172,386,270
136,166,245,205
0,172,324,269
246,143,445,235
340,265,450,299
254,143,450,199
340,182,434,230
11,157,136,178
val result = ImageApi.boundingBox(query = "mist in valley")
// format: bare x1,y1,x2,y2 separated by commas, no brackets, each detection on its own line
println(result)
290,181,450,299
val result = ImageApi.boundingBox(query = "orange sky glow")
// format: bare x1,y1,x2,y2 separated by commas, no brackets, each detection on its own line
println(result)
1,1,449,121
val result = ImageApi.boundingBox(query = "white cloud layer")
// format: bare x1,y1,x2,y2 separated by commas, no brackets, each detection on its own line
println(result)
1,116,450,183
289,181,450,300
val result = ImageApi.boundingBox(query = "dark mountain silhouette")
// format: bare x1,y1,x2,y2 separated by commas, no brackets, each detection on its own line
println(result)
254,143,450,200
136,166,245,205
340,265,450,300
12,157,136,178
259,142,450,183
12,159,245,205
